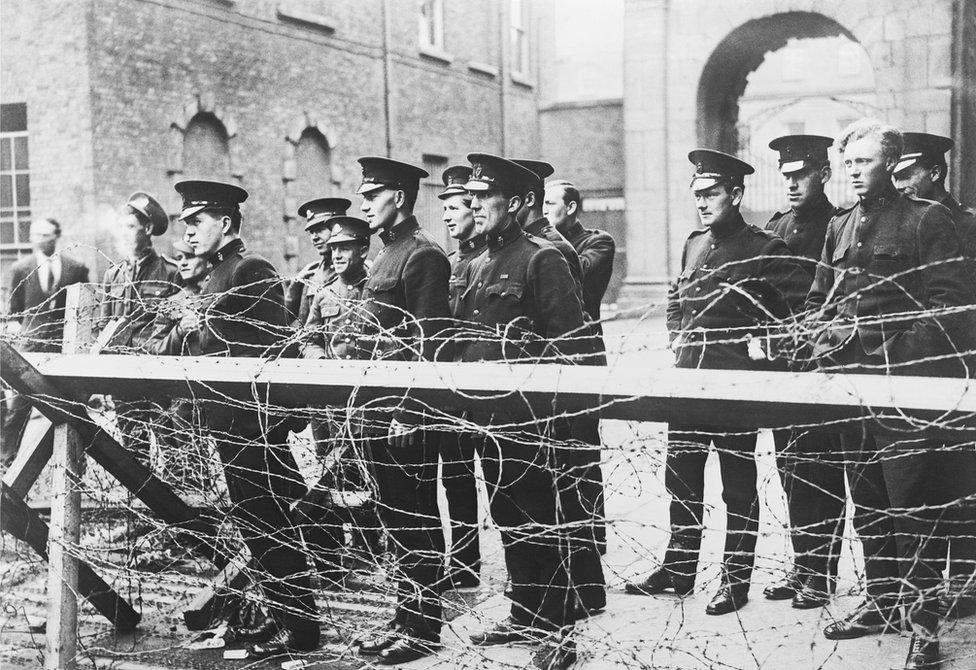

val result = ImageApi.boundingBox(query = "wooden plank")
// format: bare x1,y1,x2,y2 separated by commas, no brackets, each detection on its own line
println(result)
182,548,250,631
61,283,98,355
2,418,54,497
45,424,84,670
1,481,141,631
21,352,976,434
0,342,228,564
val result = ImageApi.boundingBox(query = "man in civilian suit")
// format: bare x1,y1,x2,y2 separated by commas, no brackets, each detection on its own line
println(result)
3,217,89,465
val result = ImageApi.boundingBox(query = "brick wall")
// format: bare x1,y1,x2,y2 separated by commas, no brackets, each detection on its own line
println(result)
3,0,539,285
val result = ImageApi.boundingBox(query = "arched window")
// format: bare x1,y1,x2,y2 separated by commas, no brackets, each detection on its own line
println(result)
292,128,334,205
181,112,231,181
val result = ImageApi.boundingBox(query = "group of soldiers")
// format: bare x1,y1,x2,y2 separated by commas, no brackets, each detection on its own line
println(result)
3,116,974,670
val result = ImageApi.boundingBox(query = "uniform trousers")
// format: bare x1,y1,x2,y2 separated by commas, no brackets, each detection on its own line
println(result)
821,344,946,631
362,431,443,641
772,428,846,582
664,426,760,586
211,416,319,644
439,430,481,578
935,444,976,579
478,428,575,633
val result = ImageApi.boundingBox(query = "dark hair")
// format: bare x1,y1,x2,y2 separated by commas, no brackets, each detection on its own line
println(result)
401,185,419,211
915,155,948,184
44,218,63,236
550,180,582,210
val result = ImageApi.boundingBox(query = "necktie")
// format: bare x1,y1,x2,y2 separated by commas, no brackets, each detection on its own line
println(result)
44,260,55,294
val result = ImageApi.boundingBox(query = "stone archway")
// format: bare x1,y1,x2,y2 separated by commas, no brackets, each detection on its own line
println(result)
620,0,968,308
696,12,857,153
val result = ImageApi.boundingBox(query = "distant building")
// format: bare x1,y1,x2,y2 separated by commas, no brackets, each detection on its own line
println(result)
0,0,540,297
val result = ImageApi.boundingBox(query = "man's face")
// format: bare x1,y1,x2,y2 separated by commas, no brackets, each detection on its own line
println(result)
469,188,519,237
360,188,399,231
442,194,475,241
29,219,59,257
307,224,332,258
782,165,828,210
893,163,937,200
330,241,367,278
843,135,893,198
113,211,152,259
543,185,573,229
173,251,210,283
693,184,739,228
182,210,226,256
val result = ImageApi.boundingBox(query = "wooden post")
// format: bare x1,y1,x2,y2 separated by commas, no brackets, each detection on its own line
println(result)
44,423,84,670
61,283,98,355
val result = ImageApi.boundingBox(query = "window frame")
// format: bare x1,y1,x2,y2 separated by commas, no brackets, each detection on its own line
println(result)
418,0,444,52
0,127,32,253
510,0,530,77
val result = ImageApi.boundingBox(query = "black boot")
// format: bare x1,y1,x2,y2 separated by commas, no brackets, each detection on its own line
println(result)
705,581,749,615
904,632,940,669
763,567,803,601
791,574,833,609
823,600,901,640
624,567,693,597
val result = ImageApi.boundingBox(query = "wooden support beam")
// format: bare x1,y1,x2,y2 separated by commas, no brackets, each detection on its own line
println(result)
2,418,54,498
21,352,976,435
45,424,84,670
0,482,140,631
0,342,228,564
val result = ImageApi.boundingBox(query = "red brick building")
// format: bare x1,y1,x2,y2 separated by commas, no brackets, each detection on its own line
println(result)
0,0,541,294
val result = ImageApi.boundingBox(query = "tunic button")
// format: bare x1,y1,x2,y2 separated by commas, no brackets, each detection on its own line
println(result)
473,309,480,315
793,228,798,234
710,244,716,250
346,319,351,324
695,287,701,292
860,216,866,223
345,355,351,359
478,281,483,287
856,242,863,248
691,309,698,315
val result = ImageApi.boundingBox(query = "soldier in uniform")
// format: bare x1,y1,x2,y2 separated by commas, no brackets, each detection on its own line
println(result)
760,135,847,609
286,197,352,325
349,157,450,665
297,216,374,589
176,180,319,658
805,120,972,670
892,133,976,619
438,164,486,589
625,149,804,616
459,154,583,670
544,179,615,564
97,192,181,461
144,239,212,494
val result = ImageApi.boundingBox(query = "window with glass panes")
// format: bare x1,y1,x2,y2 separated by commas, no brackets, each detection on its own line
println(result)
418,0,444,50
1,103,30,252
510,0,529,75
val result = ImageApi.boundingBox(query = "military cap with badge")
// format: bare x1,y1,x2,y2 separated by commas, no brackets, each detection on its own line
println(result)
688,149,755,190
768,135,833,174
175,180,249,221
125,191,170,236
464,152,538,193
298,197,352,231
439,165,472,200
894,132,954,175
356,156,429,195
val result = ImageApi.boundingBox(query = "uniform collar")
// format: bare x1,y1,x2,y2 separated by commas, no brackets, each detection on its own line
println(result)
707,211,746,240
940,193,962,213
559,219,585,241
129,247,157,270
209,238,245,264
523,216,549,237
860,184,899,212
459,233,487,257
338,268,368,288
792,194,833,223
487,220,523,251
378,215,419,246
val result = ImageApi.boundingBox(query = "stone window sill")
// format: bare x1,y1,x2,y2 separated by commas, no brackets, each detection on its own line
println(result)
467,60,499,78
510,71,535,89
419,45,454,66
276,3,337,33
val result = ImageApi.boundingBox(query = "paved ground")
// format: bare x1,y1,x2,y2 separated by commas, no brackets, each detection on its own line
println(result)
1,313,974,669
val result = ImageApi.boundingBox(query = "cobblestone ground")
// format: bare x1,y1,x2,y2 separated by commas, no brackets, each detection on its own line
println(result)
1,314,974,669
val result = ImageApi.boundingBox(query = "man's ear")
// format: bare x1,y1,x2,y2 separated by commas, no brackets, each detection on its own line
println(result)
731,185,744,207
220,215,234,235
566,200,578,217
819,165,832,185
931,164,945,183
507,194,524,214
524,190,537,209
394,189,407,209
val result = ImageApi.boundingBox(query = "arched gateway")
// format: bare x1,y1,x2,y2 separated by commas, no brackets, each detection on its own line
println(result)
620,0,974,307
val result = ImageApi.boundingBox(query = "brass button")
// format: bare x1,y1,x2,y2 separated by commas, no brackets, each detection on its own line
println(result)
473,309,480,315
710,244,716,250
856,242,863,248
860,216,866,222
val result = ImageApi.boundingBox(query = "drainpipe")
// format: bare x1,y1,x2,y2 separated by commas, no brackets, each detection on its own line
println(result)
498,0,508,154
382,0,393,157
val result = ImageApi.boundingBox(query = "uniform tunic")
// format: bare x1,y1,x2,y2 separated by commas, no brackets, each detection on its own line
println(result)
185,237,318,641
456,219,584,632
357,215,450,640
98,249,180,352
302,269,369,360
557,219,615,324
764,196,845,586
663,211,804,587
286,257,335,326
524,216,584,294
805,186,972,629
